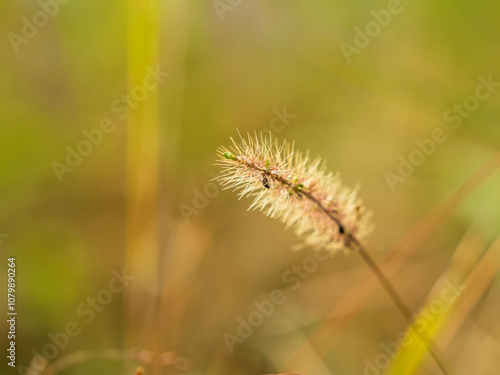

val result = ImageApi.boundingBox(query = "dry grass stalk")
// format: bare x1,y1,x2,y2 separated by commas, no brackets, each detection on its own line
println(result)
215,132,450,375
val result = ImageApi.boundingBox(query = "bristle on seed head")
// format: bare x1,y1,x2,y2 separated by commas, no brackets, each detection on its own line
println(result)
215,132,373,254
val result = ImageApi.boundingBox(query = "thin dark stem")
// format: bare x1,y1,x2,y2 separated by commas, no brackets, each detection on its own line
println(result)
302,176,451,374
232,153,451,374
353,238,450,375
299,174,450,374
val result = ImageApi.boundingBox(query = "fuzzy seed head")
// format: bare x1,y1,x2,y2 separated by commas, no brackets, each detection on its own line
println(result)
215,133,373,254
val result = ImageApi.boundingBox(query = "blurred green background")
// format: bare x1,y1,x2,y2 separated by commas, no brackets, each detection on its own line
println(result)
1,1,500,374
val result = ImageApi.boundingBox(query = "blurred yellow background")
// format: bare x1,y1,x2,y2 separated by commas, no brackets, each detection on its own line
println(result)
1,1,499,375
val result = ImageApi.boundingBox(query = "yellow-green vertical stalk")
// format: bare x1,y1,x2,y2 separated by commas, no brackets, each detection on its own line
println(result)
384,236,500,375
126,0,160,354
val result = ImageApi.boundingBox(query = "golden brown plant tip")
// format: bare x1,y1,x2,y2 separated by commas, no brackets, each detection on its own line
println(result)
215,132,373,253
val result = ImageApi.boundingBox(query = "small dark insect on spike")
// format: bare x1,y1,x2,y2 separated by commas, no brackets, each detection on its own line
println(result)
338,225,345,234
262,176,271,189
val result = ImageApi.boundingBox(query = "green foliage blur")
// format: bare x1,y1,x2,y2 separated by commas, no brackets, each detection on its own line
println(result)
1,1,499,374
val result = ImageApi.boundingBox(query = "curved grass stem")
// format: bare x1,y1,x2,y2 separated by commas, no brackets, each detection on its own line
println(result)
354,240,451,375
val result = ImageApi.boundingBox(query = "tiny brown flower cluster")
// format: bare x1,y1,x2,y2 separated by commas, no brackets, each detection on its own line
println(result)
215,133,372,254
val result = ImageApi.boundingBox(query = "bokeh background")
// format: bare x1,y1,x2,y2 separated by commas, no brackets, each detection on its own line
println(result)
1,1,500,374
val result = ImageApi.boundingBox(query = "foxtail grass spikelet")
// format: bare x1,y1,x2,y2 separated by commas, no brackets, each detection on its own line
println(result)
215,132,373,254
215,132,450,375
